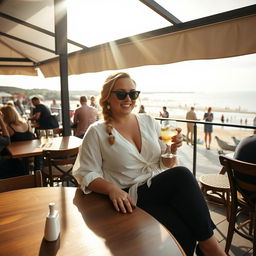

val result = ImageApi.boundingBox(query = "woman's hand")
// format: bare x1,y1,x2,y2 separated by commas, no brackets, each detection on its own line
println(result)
108,187,136,214
170,127,183,154
161,127,183,168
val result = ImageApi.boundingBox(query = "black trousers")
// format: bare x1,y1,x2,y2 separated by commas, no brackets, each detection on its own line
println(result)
136,167,215,256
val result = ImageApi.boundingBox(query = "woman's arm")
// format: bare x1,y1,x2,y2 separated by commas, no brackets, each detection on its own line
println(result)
73,126,135,214
88,178,135,213
29,112,40,121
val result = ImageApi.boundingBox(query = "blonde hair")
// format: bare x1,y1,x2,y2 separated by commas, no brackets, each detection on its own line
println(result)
99,72,135,145
1,105,24,126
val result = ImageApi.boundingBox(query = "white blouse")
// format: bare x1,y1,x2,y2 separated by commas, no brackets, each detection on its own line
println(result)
72,114,167,203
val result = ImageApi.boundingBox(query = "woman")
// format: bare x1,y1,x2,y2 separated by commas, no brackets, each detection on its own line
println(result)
203,107,214,150
0,110,26,178
73,72,226,256
1,105,34,142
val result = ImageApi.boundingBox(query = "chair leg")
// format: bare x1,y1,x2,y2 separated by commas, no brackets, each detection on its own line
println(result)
225,205,236,254
253,212,256,256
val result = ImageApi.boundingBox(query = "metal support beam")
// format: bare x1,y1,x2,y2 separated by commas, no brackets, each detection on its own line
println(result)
193,124,197,176
54,0,71,136
139,0,182,25
0,32,55,53
59,54,71,136
0,12,88,50
0,57,31,62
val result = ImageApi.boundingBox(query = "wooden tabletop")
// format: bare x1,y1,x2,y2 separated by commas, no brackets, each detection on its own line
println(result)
0,187,185,256
6,136,82,158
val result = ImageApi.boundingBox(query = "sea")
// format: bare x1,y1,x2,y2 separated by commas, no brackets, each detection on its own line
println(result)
137,91,256,126
47,90,256,127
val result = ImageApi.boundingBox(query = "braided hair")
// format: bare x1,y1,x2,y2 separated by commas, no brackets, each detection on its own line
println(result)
99,72,132,145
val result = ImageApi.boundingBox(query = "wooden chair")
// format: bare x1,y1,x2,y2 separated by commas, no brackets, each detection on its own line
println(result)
42,147,79,187
219,155,256,256
0,170,43,193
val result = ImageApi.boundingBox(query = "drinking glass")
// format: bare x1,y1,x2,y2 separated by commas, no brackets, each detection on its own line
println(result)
40,130,47,146
160,121,178,158
47,129,54,141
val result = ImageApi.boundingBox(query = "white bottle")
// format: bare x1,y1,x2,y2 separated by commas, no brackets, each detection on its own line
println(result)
44,202,60,242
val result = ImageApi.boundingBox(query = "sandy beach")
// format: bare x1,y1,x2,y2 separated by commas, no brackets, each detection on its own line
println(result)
175,118,253,150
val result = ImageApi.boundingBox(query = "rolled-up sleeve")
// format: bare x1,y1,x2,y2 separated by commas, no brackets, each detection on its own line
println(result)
72,126,103,194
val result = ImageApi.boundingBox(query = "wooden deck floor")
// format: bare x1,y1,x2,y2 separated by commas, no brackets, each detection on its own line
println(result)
179,144,253,255
208,203,253,256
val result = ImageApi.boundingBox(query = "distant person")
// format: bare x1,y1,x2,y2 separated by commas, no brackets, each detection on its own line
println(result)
73,96,98,138
50,99,61,113
220,114,224,123
89,95,99,110
50,99,61,122
27,99,34,117
186,106,198,145
160,106,169,118
29,97,59,130
203,107,214,150
138,105,146,113
14,99,25,116
1,105,34,142
89,95,100,120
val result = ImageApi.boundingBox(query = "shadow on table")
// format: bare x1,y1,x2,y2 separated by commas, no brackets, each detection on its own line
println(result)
38,237,60,256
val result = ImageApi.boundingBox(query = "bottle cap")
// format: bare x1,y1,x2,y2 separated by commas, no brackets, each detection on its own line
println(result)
49,202,55,216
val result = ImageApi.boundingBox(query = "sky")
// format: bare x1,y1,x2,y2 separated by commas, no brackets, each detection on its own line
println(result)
1,0,256,93
0,53,256,93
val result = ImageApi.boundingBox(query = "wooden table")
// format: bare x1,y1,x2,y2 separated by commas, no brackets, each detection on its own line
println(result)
0,187,185,256
6,136,82,158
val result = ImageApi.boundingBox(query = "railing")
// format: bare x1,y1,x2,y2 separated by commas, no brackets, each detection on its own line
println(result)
155,117,256,176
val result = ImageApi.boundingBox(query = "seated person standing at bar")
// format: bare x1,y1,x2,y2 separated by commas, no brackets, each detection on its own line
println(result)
29,97,58,130
73,72,226,256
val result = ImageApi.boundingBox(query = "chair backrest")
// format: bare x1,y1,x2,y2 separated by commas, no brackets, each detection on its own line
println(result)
43,147,79,186
0,170,43,193
219,155,256,207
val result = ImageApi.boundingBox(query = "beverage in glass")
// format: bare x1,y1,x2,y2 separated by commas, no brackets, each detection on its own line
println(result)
160,121,178,158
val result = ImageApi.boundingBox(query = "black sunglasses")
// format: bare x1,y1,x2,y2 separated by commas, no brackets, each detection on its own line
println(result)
111,90,140,100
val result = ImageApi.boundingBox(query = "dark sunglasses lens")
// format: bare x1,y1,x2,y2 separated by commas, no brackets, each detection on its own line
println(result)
115,91,127,100
113,90,140,100
129,91,140,100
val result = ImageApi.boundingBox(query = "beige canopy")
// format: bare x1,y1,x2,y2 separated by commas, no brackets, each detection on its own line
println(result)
40,15,256,77
1,0,256,78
